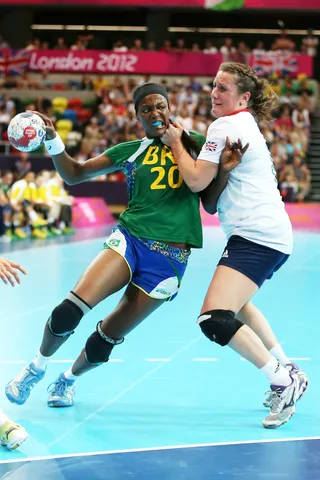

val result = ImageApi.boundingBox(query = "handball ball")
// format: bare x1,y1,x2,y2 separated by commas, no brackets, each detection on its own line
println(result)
8,112,46,152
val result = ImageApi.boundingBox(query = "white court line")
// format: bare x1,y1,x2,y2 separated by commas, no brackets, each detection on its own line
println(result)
0,359,124,364
240,357,311,362
1,436,320,465
48,335,203,448
193,358,218,362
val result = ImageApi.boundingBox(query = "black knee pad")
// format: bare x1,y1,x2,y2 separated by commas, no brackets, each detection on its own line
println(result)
85,321,124,365
197,309,243,346
48,299,84,337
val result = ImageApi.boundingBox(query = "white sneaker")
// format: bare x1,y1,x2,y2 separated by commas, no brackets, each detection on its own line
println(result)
263,374,300,429
263,363,308,408
0,420,28,450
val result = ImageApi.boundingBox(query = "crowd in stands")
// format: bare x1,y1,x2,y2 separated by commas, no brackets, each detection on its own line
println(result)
0,29,318,57
0,166,74,243
0,72,314,213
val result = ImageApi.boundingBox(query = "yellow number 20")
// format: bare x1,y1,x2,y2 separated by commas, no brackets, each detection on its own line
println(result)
150,166,183,190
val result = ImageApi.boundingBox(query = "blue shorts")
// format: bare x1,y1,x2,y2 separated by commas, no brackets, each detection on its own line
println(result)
104,226,190,301
218,235,289,288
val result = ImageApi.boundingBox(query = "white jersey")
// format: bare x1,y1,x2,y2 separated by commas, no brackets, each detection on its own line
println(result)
199,110,293,254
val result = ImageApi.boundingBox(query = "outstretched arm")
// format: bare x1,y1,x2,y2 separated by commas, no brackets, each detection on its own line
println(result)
200,138,249,215
32,111,116,185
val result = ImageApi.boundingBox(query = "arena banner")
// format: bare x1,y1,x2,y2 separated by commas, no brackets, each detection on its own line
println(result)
0,49,313,77
201,204,320,230
245,0,320,8
72,198,115,228
250,52,313,77
0,0,204,5
205,0,244,10
27,50,224,75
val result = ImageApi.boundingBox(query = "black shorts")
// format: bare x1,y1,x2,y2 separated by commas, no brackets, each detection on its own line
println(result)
217,235,289,288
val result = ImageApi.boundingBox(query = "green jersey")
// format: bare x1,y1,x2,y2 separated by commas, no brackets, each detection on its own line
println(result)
106,132,205,248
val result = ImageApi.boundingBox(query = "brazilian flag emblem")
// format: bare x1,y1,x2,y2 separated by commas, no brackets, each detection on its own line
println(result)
108,239,120,248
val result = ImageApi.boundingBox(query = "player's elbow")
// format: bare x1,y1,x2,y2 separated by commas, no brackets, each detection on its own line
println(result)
202,202,217,215
188,178,211,193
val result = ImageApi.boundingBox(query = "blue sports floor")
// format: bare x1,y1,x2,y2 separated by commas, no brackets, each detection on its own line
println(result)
0,226,319,479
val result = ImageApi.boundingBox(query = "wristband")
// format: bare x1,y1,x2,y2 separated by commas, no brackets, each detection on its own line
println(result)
44,134,65,155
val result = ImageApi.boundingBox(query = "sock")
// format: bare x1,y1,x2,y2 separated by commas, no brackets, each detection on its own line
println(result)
28,210,38,223
0,409,9,428
260,356,291,386
269,344,290,366
64,367,77,381
32,350,50,371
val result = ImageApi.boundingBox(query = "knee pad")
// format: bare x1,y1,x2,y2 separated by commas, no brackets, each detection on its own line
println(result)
48,299,84,337
85,321,124,365
197,309,243,346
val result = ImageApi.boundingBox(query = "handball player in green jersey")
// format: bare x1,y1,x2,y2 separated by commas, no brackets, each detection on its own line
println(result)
5,83,244,408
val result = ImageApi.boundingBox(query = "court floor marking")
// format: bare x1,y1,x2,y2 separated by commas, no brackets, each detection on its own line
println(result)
0,358,311,365
1,436,320,465
48,334,203,448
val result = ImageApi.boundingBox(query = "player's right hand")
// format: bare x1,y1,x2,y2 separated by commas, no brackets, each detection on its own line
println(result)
0,257,27,287
28,110,56,140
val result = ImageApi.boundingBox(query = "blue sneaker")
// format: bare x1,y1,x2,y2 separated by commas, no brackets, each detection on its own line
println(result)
5,362,46,405
47,373,76,408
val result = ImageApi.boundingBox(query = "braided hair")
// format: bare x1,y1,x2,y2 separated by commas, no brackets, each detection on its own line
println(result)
219,62,279,122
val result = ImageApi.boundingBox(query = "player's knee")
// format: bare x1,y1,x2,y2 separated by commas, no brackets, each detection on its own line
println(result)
85,321,124,365
197,309,243,346
48,299,84,337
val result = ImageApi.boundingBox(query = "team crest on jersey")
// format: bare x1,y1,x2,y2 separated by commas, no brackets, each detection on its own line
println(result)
205,141,217,152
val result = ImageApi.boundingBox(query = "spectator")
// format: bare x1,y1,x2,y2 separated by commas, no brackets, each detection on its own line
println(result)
112,40,128,52
220,38,236,60
203,40,218,54
160,40,172,52
0,34,10,49
272,29,295,51
302,28,318,57
15,152,32,179
54,37,68,50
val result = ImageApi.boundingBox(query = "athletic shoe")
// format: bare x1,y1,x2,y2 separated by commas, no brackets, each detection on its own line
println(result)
0,421,28,450
47,373,76,408
5,362,46,405
263,363,309,408
262,374,300,429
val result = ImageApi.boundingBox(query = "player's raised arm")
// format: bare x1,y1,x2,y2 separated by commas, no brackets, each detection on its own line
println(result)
31,111,116,185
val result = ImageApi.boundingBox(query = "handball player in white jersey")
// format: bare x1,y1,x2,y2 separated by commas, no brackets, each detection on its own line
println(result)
162,62,308,429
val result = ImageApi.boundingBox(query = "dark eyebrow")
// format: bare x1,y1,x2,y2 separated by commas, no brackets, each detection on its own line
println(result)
140,101,167,108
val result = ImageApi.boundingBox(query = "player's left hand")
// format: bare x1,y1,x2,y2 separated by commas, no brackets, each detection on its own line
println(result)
161,122,183,147
0,258,27,287
220,136,249,174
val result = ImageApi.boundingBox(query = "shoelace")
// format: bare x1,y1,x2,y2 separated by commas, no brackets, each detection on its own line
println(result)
18,368,39,394
264,389,276,398
47,379,69,397
270,388,287,413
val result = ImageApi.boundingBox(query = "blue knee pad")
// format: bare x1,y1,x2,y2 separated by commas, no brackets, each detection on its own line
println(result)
85,321,124,365
197,309,243,346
